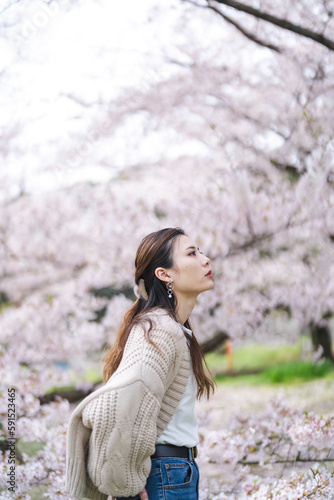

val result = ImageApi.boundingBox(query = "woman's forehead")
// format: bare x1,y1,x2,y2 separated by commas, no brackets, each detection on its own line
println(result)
175,234,195,252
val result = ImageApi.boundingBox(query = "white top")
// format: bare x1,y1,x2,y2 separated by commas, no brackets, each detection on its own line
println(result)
156,324,199,448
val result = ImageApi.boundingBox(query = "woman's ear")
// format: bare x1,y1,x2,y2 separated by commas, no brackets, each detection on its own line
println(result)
155,267,171,283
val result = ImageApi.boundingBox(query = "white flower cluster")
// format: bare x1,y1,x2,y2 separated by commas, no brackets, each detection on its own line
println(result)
197,396,334,499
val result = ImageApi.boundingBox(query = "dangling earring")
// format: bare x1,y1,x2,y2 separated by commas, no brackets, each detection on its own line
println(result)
166,280,174,299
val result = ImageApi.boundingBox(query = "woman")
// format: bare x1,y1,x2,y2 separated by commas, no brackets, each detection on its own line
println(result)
65,227,215,500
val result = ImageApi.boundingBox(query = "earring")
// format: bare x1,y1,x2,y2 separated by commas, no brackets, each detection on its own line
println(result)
166,280,174,299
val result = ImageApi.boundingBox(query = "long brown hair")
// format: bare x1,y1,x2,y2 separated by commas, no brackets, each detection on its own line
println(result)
102,227,215,399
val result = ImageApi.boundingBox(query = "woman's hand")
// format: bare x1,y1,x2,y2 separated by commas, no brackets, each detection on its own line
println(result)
139,488,148,500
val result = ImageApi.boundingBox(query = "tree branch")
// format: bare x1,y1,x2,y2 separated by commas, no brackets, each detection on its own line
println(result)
206,3,282,52
208,0,334,51
220,212,328,258
39,381,103,404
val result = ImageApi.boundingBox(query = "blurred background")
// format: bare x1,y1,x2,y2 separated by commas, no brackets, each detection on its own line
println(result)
0,0,334,498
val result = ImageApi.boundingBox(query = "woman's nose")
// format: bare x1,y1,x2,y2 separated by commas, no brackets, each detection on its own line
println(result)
203,254,210,266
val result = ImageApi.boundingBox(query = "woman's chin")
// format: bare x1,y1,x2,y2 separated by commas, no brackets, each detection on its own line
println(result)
202,281,214,292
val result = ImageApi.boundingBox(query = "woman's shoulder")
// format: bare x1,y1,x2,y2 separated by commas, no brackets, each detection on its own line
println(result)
140,308,183,338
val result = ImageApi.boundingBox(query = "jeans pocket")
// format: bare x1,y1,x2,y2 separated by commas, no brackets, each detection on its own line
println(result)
164,460,193,490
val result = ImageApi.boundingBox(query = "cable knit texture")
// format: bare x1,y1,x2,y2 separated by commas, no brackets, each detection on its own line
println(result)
65,309,190,499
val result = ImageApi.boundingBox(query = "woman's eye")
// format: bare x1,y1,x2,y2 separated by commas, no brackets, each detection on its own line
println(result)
189,251,196,256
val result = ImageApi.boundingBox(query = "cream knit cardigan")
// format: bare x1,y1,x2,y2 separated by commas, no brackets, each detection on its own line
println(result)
65,309,190,500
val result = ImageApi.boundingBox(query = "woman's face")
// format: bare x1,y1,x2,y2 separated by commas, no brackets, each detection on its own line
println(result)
168,234,214,299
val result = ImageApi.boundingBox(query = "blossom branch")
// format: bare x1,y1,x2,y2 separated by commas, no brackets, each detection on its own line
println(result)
205,0,334,51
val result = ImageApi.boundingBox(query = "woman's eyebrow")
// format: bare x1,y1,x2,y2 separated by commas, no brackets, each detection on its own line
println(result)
186,246,197,251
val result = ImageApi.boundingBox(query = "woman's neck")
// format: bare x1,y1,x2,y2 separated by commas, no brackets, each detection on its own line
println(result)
175,295,197,325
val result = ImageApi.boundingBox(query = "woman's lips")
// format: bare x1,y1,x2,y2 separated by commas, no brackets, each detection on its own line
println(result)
206,270,213,278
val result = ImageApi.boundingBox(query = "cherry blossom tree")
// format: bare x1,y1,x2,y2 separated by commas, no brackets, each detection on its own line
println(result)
0,0,334,498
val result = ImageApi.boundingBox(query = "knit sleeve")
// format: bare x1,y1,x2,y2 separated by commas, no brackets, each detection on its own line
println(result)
81,318,186,498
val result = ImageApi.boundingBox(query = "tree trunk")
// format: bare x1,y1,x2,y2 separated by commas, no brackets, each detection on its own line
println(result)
310,322,334,362
200,330,230,354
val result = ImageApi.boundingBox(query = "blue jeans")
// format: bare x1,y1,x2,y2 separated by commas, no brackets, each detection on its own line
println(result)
115,456,199,500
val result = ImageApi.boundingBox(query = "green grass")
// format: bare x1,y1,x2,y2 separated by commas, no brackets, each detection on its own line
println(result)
215,359,334,386
261,359,334,384
205,340,303,374
45,366,103,394
17,438,45,456
206,339,334,386
83,367,103,384
47,341,334,392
